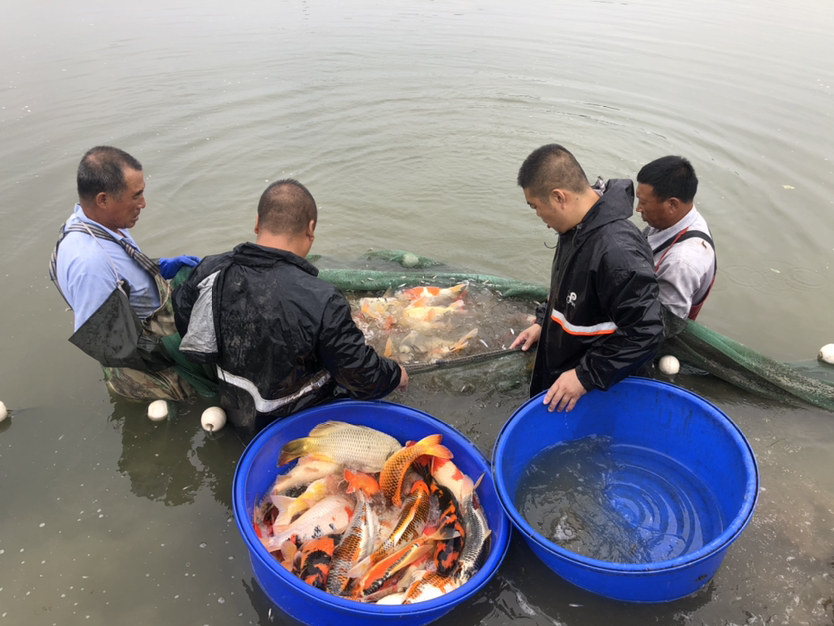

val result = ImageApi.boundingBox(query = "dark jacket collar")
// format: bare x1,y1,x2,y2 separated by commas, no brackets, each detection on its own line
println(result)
231,242,319,276
571,178,636,244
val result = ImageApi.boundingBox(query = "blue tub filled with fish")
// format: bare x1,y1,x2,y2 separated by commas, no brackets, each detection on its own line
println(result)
492,377,759,603
233,400,511,626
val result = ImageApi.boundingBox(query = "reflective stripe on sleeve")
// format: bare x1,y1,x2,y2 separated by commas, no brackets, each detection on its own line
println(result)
550,309,618,336
216,367,332,413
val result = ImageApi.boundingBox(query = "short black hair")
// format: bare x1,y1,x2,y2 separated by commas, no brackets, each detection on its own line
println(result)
637,156,698,203
257,179,318,236
77,146,142,202
517,144,590,198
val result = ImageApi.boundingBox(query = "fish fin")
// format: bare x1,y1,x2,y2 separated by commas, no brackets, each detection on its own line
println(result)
278,438,310,467
424,444,454,461
307,420,350,437
271,495,300,526
384,337,394,358
346,554,373,579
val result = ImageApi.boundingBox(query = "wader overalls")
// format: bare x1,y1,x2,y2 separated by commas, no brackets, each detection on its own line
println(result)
49,222,195,402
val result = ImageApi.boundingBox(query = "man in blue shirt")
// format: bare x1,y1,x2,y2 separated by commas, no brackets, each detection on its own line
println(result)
50,146,200,401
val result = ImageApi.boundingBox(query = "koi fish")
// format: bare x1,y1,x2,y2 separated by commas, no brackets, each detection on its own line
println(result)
263,495,354,552
455,475,491,585
429,480,466,576
430,456,474,506
398,328,479,362
402,570,461,604
271,474,341,527
344,468,380,496
355,532,443,599
298,535,339,589
400,300,465,326
403,283,468,306
270,457,342,495
379,434,453,507
370,479,431,564
279,421,403,472
327,491,379,596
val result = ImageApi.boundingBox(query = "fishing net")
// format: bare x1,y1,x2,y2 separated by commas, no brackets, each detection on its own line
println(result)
162,249,834,411
315,249,834,412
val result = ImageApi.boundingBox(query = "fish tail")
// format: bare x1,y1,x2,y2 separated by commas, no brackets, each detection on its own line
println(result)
278,438,310,467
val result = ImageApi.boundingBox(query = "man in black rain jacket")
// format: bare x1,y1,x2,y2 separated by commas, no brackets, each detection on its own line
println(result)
173,179,408,441
511,144,663,412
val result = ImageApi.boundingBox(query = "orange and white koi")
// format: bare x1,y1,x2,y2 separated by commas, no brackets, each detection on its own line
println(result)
326,491,379,596
402,570,462,604
370,479,431,564
429,456,474,506
379,434,453,507
403,283,468,306
263,495,354,552
279,420,402,472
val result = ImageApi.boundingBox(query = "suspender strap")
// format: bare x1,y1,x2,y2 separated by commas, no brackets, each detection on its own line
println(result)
652,229,714,256
49,221,161,306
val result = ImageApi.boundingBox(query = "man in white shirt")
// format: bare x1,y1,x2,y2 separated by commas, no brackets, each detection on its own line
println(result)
636,156,716,326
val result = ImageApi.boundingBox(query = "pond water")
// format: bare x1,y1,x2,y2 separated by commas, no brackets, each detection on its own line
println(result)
1,0,834,624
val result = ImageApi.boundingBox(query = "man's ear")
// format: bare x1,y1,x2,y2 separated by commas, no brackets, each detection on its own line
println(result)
95,191,108,211
550,188,567,206
668,197,681,211
307,220,316,239
254,215,260,235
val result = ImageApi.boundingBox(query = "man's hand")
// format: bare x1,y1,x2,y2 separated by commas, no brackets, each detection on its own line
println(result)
510,323,542,351
396,365,409,392
543,368,587,412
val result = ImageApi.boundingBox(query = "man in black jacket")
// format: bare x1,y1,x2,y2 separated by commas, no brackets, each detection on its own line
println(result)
510,144,663,413
173,180,408,441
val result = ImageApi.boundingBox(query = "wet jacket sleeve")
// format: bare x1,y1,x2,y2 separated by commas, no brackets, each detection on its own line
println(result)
317,293,402,399
575,235,664,391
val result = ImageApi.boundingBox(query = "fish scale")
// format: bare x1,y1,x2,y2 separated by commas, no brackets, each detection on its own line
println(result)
279,421,403,472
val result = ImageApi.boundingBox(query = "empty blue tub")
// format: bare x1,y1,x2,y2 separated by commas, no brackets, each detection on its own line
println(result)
492,377,758,603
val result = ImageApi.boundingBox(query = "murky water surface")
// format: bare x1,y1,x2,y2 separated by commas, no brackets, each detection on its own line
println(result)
2,0,834,624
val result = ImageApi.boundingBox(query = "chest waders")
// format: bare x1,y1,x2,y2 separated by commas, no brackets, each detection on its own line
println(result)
49,222,195,402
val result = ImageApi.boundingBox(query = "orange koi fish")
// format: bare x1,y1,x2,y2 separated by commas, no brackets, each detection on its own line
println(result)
326,492,379,596
344,468,380,496
379,434,453,507
355,533,439,599
370,479,431,564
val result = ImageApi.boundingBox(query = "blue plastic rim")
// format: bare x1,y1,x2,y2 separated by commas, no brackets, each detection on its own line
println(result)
233,400,511,626
492,377,759,603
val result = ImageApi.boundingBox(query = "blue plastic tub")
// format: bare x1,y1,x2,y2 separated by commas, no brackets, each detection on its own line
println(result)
233,400,511,626
492,378,759,603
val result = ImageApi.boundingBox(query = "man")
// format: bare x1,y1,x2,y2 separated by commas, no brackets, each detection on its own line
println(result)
636,155,716,324
510,144,664,413
49,146,201,401
172,179,408,440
